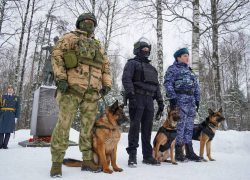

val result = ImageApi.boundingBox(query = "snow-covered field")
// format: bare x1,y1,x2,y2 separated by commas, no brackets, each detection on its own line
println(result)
0,129,250,180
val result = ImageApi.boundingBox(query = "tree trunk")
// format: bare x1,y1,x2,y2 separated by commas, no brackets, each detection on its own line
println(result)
104,1,110,51
156,0,164,95
14,0,31,92
0,0,7,34
92,0,95,14
192,0,200,82
19,0,36,100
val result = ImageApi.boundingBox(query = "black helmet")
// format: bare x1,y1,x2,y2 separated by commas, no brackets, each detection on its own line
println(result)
133,37,151,55
76,13,97,29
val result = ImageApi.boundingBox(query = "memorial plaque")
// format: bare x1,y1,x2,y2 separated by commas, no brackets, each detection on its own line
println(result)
30,86,59,137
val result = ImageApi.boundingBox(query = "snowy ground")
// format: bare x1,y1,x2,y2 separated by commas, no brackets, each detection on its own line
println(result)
0,129,250,180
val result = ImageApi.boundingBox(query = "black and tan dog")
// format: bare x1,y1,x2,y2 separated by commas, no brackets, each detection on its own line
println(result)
63,100,128,173
152,105,181,165
187,108,225,162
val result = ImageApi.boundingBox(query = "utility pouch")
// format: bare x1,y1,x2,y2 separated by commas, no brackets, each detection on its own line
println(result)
93,50,103,63
64,50,78,68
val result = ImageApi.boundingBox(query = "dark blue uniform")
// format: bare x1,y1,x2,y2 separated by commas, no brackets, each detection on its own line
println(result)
164,61,200,145
0,94,20,148
122,56,163,159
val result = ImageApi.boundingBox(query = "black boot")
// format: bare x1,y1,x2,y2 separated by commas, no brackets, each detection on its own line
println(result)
142,157,160,166
175,144,188,162
185,143,203,162
128,153,137,168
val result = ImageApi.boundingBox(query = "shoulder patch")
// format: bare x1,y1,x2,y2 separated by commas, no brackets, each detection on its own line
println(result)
95,39,100,44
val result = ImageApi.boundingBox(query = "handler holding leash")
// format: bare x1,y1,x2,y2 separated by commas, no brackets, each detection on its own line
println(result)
0,85,20,149
122,37,164,167
164,48,203,162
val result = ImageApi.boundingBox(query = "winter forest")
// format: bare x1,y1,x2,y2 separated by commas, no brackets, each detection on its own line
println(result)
0,0,250,131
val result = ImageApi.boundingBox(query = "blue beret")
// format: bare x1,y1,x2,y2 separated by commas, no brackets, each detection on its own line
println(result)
173,48,189,61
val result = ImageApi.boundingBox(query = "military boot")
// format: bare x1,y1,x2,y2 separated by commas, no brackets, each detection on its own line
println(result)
81,160,102,173
175,144,188,162
50,162,62,178
128,153,137,168
185,143,203,162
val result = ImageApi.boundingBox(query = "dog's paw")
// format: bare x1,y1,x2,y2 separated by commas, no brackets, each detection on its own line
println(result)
103,168,113,174
209,158,216,161
114,167,123,172
164,160,171,163
172,161,178,165
203,159,208,162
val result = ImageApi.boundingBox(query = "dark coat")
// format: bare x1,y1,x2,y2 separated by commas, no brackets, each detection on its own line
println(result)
0,95,20,133
122,56,163,103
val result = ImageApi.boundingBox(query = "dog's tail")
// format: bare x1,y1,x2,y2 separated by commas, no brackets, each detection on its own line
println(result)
63,158,82,167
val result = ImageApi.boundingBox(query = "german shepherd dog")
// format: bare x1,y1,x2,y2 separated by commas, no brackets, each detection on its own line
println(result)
184,108,225,162
63,100,129,173
152,105,181,165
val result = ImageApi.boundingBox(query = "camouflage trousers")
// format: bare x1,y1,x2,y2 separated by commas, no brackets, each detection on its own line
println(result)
50,90,99,162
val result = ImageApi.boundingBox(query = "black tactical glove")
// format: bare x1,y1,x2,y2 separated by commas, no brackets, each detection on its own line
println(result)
58,79,68,93
100,86,111,96
169,98,177,110
196,101,200,112
156,102,164,121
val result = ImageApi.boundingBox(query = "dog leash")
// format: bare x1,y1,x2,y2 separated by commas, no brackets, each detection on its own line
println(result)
100,93,108,108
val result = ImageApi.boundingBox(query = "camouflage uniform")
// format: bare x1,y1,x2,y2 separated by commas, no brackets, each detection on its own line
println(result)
164,61,200,145
50,28,111,163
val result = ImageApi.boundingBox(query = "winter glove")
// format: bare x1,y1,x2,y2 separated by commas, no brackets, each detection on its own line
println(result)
100,86,111,96
169,98,177,110
196,101,200,112
15,118,17,124
156,102,164,121
58,79,68,93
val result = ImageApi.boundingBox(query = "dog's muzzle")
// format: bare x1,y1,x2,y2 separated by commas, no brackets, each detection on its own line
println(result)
173,116,181,122
117,117,129,126
216,117,225,123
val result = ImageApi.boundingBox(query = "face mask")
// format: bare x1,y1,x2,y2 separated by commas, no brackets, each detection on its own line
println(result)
140,50,150,58
79,21,95,34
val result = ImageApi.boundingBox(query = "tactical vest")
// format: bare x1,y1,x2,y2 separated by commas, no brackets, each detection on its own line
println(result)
132,59,159,85
64,32,103,70
153,127,177,152
192,121,215,142
174,66,195,89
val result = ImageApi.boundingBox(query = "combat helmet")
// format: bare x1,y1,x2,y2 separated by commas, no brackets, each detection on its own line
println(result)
133,37,151,55
76,13,97,29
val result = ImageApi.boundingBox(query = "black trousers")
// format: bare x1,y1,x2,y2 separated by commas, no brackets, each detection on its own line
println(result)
126,94,154,159
0,133,10,148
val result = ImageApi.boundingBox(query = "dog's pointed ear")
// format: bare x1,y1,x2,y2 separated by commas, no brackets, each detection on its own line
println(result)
219,107,222,113
111,100,119,111
208,108,213,115
120,104,125,109
167,105,171,113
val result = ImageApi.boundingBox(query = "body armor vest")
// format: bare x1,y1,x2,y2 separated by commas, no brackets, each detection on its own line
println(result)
76,33,103,69
132,60,159,85
174,65,195,89
192,120,215,142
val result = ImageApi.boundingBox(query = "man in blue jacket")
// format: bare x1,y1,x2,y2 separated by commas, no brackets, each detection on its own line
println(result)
122,37,164,167
164,48,202,162
0,85,20,149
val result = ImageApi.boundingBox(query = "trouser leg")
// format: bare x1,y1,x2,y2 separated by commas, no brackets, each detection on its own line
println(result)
78,91,99,161
175,108,187,145
50,92,79,162
183,116,194,144
0,133,4,148
141,110,154,159
126,108,143,155
3,133,10,148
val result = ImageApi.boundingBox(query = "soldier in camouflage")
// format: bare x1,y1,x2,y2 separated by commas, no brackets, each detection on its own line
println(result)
50,13,112,178
164,48,203,163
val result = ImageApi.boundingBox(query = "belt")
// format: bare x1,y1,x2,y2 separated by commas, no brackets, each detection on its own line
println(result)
175,90,194,95
135,89,155,97
1,108,15,111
